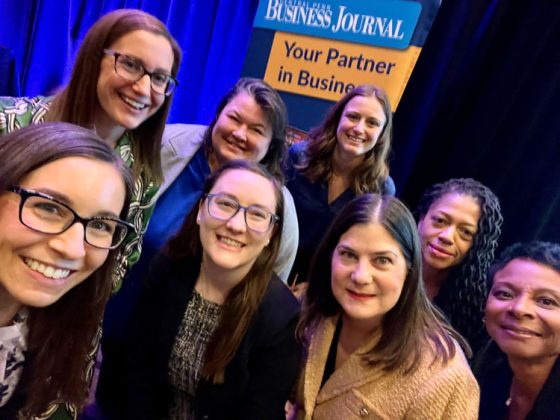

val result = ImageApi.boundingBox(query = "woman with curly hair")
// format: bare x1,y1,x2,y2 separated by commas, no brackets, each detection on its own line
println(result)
416,178,503,351
284,84,395,287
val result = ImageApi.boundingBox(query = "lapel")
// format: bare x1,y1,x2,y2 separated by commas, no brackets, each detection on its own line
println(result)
303,316,383,416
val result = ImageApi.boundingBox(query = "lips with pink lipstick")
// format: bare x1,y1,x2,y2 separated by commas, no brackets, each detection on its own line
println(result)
346,288,376,301
427,243,455,259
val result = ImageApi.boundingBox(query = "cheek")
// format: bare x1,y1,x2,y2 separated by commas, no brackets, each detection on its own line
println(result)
83,250,110,278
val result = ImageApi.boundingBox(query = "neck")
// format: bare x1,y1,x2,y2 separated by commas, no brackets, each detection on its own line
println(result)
93,115,125,149
508,355,557,406
332,145,362,177
422,264,449,299
207,150,221,172
196,257,249,304
0,286,22,327
339,313,380,352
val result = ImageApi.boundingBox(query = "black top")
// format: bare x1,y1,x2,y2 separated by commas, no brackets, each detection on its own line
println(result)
473,338,560,419
124,253,302,420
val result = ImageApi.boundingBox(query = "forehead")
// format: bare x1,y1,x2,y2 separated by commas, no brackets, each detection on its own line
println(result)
210,169,277,209
109,29,174,70
493,258,560,291
429,193,480,220
222,92,271,125
338,222,403,256
342,95,385,119
18,157,126,214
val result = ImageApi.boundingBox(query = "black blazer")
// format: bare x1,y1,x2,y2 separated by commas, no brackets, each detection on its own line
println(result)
124,254,302,420
473,339,560,419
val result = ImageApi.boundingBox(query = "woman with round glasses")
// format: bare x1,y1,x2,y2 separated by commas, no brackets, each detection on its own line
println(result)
0,9,182,290
0,122,133,419
124,160,301,420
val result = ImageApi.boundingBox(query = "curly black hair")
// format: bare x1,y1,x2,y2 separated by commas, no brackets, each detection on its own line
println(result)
416,178,503,345
488,241,560,284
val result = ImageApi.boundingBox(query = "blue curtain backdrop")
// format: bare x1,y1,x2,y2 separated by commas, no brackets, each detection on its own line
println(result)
0,0,259,124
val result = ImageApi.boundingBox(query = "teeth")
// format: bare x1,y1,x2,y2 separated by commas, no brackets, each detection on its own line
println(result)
219,236,244,248
348,135,365,143
121,95,146,110
24,258,71,279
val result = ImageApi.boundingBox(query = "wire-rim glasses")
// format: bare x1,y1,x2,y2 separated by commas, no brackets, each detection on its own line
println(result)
103,49,178,96
204,193,279,233
8,186,133,250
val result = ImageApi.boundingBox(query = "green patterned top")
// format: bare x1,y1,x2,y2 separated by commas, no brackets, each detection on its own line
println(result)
0,95,160,419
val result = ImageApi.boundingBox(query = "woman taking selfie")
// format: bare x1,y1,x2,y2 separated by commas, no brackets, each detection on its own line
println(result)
124,160,301,420
284,84,395,287
416,178,503,350
0,9,181,288
0,122,133,419
291,194,478,419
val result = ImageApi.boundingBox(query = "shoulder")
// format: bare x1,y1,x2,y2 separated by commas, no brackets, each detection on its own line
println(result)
256,275,300,329
162,123,207,158
383,175,396,196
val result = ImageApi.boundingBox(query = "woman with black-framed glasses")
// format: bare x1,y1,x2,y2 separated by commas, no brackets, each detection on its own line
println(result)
0,122,133,419
124,160,301,420
0,9,182,291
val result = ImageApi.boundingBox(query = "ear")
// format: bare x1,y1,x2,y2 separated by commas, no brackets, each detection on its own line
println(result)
417,216,424,231
196,206,202,225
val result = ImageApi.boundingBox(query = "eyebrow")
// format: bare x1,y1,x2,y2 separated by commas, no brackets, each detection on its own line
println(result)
433,210,478,228
337,244,400,258
121,52,172,75
492,280,560,296
212,192,275,213
35,188,121,219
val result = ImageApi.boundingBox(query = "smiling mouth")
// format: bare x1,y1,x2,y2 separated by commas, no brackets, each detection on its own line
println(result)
225,139,247,152
346,134,366,143
217,234,245,248
347,289,375,299
23,257,72,280
119,94,148,110
428,243,454,257
502,324,542,337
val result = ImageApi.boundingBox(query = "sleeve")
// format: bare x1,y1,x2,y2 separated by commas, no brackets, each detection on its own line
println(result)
273,187,299,282
241,289,302,419
384,175,396,196
0,96,49,134
405,363,480,420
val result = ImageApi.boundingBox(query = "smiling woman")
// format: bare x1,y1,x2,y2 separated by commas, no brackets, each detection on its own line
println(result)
473,241,560,419
290,193,479,419
0,122,133,419
0,9,182,291
284,84,395,288
123,160,301,419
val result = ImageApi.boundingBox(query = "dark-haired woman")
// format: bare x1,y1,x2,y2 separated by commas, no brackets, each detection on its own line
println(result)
474,241,560,419
416,178,503,350
0,9,182,289
284,84,395,287
290,194,478,419
124,160,301,420
0,122,133,419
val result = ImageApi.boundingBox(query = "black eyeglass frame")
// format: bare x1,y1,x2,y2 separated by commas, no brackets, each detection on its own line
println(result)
103,49,178,96
8,186,134,250
204,193,280,233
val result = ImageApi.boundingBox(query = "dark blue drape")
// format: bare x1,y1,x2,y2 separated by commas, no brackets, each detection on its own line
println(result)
0,0,259,124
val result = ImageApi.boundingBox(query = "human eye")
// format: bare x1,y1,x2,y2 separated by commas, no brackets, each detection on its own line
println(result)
366,118,381,127
87,219,116,235
118,55,142,73
247,206,269,221
430,215,446,227
375,255,393,266
214,196,238,211
28,199,68,220
492,288,513,300
345,112,359,121
459,227,475,240
151,72,169,87
536,296,559,308
227,113,241,123
251,126,265,136
337,247,357,262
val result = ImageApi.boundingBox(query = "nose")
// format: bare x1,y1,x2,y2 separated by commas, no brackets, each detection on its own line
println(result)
437,226,454,245
225,208,247,233
351,260,372,285
509,295,534,319
48,223,87,259
232,126,248,142
352,119,366,134
132,73,152,96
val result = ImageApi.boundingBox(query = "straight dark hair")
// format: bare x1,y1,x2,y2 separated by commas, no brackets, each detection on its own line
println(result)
165,160,284,383
299,84,393,194
298,194,467,374
0,122,133,416
47,8,182,184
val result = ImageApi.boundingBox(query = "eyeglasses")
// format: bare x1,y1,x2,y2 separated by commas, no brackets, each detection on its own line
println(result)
204,193,279,233
103,49,178,96
8,186,134,250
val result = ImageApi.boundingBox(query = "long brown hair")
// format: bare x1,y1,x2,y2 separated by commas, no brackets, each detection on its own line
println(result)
202,77,288,181
165,160,284,383
0,122,133,416
47,9,182,184
298,194,468,375
300,84,393,194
